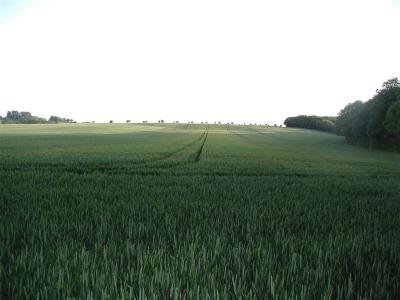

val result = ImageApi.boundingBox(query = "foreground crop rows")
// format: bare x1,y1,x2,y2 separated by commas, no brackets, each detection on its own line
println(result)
1,124,400,299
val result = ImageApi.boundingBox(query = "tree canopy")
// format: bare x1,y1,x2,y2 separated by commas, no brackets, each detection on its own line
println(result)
336,78,400,151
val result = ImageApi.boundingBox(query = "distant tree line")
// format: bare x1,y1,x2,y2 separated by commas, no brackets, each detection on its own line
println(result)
0,111,75,124
49,116,75,123
284,78,400,152
284,115,336,132
336,78,400,151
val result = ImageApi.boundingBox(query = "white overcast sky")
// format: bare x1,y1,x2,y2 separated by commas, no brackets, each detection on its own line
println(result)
1,0,400,124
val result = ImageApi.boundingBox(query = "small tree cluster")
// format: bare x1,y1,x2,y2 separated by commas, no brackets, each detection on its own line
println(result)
284,116,336,132
0,111,75,124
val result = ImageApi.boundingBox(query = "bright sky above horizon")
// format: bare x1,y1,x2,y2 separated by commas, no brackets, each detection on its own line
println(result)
1,0,400,124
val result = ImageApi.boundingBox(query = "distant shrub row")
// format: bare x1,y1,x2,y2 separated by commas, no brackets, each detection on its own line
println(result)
284,115,336,132
0,111,75,124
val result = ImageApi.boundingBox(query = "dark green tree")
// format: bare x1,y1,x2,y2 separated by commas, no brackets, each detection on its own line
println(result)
384,98,400,134
336,78,400,151
336,101,365,141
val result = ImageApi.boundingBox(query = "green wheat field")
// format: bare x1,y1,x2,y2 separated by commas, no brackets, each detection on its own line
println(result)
1,123,400,299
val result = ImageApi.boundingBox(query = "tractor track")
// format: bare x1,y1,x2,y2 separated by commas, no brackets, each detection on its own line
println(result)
1,127,210,174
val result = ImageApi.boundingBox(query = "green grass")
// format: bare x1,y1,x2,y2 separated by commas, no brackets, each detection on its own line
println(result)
1,123,400,299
